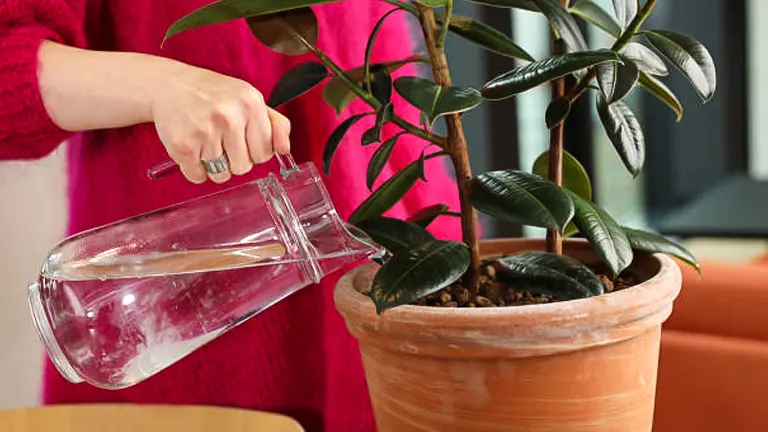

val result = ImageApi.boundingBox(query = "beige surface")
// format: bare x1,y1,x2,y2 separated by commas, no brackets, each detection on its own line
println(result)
0,149,67,409
0,404,304,432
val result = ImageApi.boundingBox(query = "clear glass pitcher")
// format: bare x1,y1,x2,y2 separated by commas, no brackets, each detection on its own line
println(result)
27,155,384,390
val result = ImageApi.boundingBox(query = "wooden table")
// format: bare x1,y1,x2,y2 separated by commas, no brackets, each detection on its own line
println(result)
0,404,304,432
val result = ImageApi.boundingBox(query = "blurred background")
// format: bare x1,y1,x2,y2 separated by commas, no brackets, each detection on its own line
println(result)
1,0,766,412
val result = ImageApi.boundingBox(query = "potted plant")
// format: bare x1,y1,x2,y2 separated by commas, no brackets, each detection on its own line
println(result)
164,0,714,430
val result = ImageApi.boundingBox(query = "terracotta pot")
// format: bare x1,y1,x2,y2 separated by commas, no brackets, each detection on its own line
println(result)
334,238,682,432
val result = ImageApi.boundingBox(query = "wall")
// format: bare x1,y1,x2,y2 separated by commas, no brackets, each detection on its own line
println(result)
0,149,67,409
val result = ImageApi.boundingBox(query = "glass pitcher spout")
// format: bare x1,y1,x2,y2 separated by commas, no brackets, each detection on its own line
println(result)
27,159,384,390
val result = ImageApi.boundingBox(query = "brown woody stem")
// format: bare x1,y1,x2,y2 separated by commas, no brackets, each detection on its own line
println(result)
416,4,481,293
546,0,570,255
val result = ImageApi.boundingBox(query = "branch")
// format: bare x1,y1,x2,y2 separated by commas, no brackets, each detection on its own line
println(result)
436,0,453,48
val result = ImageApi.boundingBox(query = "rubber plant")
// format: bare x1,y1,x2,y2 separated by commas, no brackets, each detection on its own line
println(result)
164,0,714,313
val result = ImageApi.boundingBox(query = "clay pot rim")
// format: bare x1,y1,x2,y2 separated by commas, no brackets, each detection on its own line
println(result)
333,238,682,357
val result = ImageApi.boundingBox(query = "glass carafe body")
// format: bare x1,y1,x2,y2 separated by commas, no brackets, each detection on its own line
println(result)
28,161,382,389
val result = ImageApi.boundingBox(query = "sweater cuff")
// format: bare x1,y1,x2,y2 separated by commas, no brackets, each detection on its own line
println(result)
0,26,73,160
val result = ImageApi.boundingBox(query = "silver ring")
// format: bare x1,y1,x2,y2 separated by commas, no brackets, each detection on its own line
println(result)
202,154,229,175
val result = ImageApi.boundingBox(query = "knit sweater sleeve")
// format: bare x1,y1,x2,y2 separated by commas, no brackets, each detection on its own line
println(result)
0,1,87,160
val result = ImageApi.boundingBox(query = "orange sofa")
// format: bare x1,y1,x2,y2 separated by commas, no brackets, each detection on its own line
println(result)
653,259,768,431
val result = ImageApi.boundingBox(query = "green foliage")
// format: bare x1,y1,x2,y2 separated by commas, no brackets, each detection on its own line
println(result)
164,0,717,312
494,252,604,299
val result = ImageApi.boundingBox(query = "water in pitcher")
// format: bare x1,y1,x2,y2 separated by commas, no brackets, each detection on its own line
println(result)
35,241,325,389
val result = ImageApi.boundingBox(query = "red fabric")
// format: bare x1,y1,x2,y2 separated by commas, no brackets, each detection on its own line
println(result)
0,1,463,431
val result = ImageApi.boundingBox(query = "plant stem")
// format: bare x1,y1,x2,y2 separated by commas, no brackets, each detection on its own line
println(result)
286,23,449,148
565,0,659,102
416,4,481,293
436,0,453,48
545,1,568,256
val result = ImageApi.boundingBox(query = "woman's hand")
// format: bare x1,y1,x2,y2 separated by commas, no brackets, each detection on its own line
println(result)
37,41,291,184
151,65,291,184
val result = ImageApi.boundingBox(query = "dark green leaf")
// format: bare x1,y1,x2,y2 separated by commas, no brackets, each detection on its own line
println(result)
568,192,633,275
370,65,394,104
532,149,591,237
437,14,535,61
371,240,470,314
350,156,426,224
533,0,588,53
622,226,700,273
532,150,592,202
246,8,318,56
363,8,403,98
362,127,379,147
164,0,341,42
621,42,668,76
638,72,683,121
465,0,539,11
645,30,716,102
366,132,403,189
482,50,620,100
569,0,621,38
267,62,328,108
612,0,637,29
408,204,451,228
394,77,483,127
469,170,574,231
494,252,604,299
323,57,422,114
596,53,639,103
545,97,571,129
354,217,435,254
323,113,369,174
597,98,645,177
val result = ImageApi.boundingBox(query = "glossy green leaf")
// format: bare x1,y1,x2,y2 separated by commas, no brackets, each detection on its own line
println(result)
246,8,318,56
438,14,535,62
622,226,701,273
568,192,633,275
371,66,393,105
323,113,369,174
366,132,404,189
612,0,637,29
545,97,571,129
645,30,717,102
597,98,645,177
408,204,451,228
638,72,683,122
354,217,435,254
267,62,328,108
323,57,422,114
469,170,574,231
494,252,604,299
465,0,539,11
363,8,403,98
362,103,393,146
596,53,639,103
621,42,668,76
533,0,588,53
532,150,592,202
164,0,341,42
349,155,426,224
482,50,620,100
370,240,470,314
394,77,483,127
569,0,621,38
361,127,379,147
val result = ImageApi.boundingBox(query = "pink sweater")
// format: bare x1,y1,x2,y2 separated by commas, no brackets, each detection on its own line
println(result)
0,1,463,430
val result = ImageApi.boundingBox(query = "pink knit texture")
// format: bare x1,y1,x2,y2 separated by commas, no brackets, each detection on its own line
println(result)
0,1,464,431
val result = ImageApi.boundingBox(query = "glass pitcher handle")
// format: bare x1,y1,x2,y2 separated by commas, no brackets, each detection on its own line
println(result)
147,153,298,180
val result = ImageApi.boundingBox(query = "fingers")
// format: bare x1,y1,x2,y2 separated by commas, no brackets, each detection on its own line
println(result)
200,134,231,184
221,112,253,177
267,108,291,155
165,136,207,184
245,97,274,165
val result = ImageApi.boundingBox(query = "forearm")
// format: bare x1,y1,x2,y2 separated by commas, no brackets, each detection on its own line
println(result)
38,40,182,132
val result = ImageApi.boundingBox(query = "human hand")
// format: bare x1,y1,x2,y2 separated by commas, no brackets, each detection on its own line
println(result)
150,63,291,184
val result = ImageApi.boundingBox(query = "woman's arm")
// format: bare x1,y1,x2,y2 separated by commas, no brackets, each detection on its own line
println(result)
37,41,290,184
